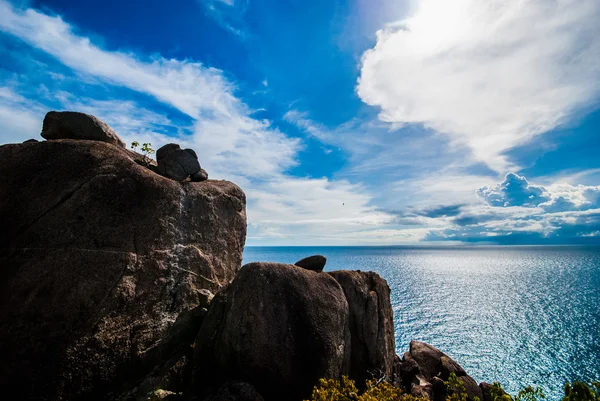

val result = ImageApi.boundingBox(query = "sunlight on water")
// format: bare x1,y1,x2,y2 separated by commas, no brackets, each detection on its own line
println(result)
243,246,600,398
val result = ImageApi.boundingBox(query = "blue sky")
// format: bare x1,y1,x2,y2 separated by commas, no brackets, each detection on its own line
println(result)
1,0,600,245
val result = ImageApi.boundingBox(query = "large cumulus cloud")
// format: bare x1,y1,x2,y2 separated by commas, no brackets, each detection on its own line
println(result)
357,0,600,171
477,173,600,212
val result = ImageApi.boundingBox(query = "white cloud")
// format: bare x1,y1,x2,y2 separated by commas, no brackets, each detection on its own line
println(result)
478,172,550,207
357,0,600,171
0,0,236,120
0,0,391,245
477,172,600,212
0,86,44,143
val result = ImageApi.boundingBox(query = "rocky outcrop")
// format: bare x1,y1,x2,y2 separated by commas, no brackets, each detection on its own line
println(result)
395,341,483,401
192,263,397,401
41,111,126,148
157,143,204,181
0,112,506,401
294,254,327,272
193,262,350,401
0,139,246,401
328,270,395,387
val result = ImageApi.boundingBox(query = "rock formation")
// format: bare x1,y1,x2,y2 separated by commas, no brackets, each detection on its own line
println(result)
193,262,350,401
0,111,502,401
193,262,396,401
0,137,246,400
329,270,396,387
41,111,126,148
294,254,327,272
156,143,205,182
394,341,483,401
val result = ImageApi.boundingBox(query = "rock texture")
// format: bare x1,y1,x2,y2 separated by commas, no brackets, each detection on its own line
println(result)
395,341,483,401
0,139,246,401
193,262,350,401
294,254,327,272
157,143,203,181
204,382,265,401
192,168,209,182
328,270,395,387
193,263,398,401
41,111,126,148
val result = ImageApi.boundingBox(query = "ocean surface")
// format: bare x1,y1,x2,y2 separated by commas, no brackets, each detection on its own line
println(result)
242,246,600,399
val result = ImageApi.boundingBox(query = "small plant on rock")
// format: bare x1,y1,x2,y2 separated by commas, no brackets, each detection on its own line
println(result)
491,382,514,401
131,141,155,167
445,373,476,401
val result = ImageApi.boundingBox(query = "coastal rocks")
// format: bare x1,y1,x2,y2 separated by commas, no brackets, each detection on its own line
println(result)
41,111,126,148
193,262,350,401
395,341,483,401
328,270,395,387
193,263,398,401
0,139,246,400
294,254,327,272
157,143,203,181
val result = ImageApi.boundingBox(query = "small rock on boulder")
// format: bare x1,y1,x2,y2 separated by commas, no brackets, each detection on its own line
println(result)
156,143,202,181
41,111,125,148
191,168,209,182
294,254,327,272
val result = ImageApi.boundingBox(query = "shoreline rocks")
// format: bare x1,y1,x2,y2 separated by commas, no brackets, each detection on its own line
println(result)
395,341,483,401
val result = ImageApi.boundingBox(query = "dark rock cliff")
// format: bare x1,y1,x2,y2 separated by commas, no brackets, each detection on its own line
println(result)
0,139,246,400
0,112,498,401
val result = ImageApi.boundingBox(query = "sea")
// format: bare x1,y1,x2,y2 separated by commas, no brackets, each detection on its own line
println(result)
242,246,600,399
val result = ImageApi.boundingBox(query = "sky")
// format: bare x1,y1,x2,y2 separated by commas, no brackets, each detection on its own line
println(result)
1,0,600,245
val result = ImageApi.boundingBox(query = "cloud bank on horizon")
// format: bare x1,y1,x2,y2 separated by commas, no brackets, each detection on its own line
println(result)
1,0,599,245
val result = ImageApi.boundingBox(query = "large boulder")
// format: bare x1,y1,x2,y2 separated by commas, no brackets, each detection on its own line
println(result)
156,143,203,181
0,139,246,400
41,111,126,148
193,262,350,401
193,263,398,401
327,270,395,386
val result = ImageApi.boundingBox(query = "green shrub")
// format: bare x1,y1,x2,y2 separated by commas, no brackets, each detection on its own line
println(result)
306,376,427,401
562,382,600,401
445,373,480,401
308,376,599,401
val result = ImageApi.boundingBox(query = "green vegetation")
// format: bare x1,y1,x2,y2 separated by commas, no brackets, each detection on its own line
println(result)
445,372,481,401
308,375,600,401
562,382,600,401
306,375,427,401
131,141,155,166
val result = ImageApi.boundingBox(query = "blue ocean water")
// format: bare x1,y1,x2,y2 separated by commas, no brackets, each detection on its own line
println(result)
243,246,600,399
